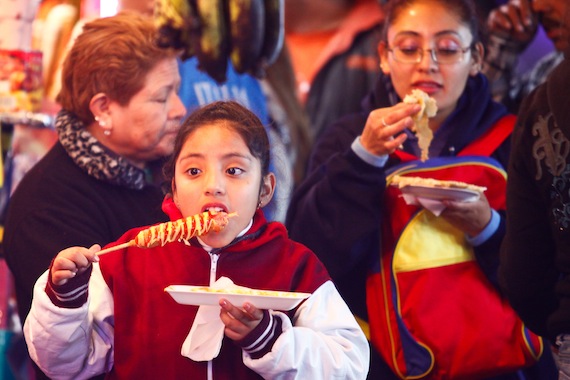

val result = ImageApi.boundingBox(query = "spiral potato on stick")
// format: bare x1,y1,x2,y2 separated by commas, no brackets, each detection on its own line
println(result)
97,210,235,255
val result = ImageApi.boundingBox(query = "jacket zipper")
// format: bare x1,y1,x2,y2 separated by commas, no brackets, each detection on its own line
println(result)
209,252,220,286
208,252,220,380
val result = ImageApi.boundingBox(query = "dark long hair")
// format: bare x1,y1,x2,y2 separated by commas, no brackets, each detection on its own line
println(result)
163,101,271,187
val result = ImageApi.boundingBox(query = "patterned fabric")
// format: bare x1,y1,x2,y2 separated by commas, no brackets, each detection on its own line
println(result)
551,166,570,232
530,112,570,231
554,334,570,379
510,52,564,106
55,109,147,190
483,33,564,113
483,34,523,100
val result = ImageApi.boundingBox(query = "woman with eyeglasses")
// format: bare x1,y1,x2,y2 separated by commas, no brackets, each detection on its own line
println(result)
286,0,557,379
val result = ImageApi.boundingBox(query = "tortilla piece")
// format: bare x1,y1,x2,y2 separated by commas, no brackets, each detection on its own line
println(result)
403,89,437,161
391,175,487,193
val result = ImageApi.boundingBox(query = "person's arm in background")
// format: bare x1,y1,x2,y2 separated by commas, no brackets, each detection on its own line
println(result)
482,0,538,104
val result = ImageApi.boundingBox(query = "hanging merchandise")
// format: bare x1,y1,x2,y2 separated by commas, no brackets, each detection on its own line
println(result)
0,50,43,114
154,0,284,83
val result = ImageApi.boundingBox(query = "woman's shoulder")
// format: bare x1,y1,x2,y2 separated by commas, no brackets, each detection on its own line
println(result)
314,112,368,153
8,142,83,201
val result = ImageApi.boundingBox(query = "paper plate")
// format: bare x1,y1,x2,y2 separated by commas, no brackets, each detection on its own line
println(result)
165,285,311,311
398,185,481,202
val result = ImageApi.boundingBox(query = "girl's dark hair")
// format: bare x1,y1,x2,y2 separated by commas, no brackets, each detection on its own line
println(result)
163,101,270,184
381,0,482,45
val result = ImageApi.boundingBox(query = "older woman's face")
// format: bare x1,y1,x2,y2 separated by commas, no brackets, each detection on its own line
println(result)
107,57,186,166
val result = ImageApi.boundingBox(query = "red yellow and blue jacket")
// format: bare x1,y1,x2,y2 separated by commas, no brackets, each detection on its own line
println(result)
286,73,544,379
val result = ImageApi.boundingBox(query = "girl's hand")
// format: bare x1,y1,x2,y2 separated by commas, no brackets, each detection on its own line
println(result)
51,244,101,286
440,193,492,237
360,103,420,156
219,299,263,341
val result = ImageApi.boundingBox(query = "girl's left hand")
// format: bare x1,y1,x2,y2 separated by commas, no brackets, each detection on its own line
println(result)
219,299,263,341
440,193,492,237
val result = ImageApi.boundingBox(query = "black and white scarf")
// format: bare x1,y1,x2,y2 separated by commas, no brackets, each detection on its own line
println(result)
55,110,147,190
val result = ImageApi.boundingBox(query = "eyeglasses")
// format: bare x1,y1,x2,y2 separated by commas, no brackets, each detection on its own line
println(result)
387,46,472,64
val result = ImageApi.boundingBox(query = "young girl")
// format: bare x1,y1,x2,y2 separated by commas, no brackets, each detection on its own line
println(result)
23,101,369,379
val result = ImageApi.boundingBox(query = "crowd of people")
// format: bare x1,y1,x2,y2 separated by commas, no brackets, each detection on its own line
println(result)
2,0,570,378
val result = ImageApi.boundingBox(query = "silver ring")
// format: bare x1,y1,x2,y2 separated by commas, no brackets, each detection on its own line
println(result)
382,117,389,127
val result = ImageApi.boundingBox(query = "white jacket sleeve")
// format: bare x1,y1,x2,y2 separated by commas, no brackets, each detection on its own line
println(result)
23,263,114,380
243,280,370,379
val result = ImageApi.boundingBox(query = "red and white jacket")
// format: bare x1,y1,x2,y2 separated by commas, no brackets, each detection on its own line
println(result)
24,206,369,380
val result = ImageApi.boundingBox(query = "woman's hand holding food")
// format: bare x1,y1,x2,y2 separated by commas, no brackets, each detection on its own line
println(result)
219,299,264,341
360,103,421,156
51,244,101,286
440,193,493,237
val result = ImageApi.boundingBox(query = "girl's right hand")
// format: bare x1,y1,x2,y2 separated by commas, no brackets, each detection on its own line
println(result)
360,103,420,157
219,299,263,341
51,244,100,285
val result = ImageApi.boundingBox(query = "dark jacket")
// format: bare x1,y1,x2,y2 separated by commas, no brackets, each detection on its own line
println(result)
4,140,167,324
500,52,570,341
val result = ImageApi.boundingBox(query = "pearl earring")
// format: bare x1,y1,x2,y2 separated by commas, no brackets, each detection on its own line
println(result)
104,130,111,136
95,116,106,127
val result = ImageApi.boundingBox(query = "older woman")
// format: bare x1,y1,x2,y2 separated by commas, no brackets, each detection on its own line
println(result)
3,11,186,336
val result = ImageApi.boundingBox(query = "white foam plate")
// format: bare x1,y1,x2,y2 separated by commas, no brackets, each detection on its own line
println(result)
165,285,311,311
398,184,481,202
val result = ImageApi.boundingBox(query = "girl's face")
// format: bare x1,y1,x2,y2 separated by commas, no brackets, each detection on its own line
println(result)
379,1,482,121
172,122,275,248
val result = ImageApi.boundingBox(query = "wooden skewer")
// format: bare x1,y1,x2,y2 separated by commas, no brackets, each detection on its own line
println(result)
97,241,135,256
